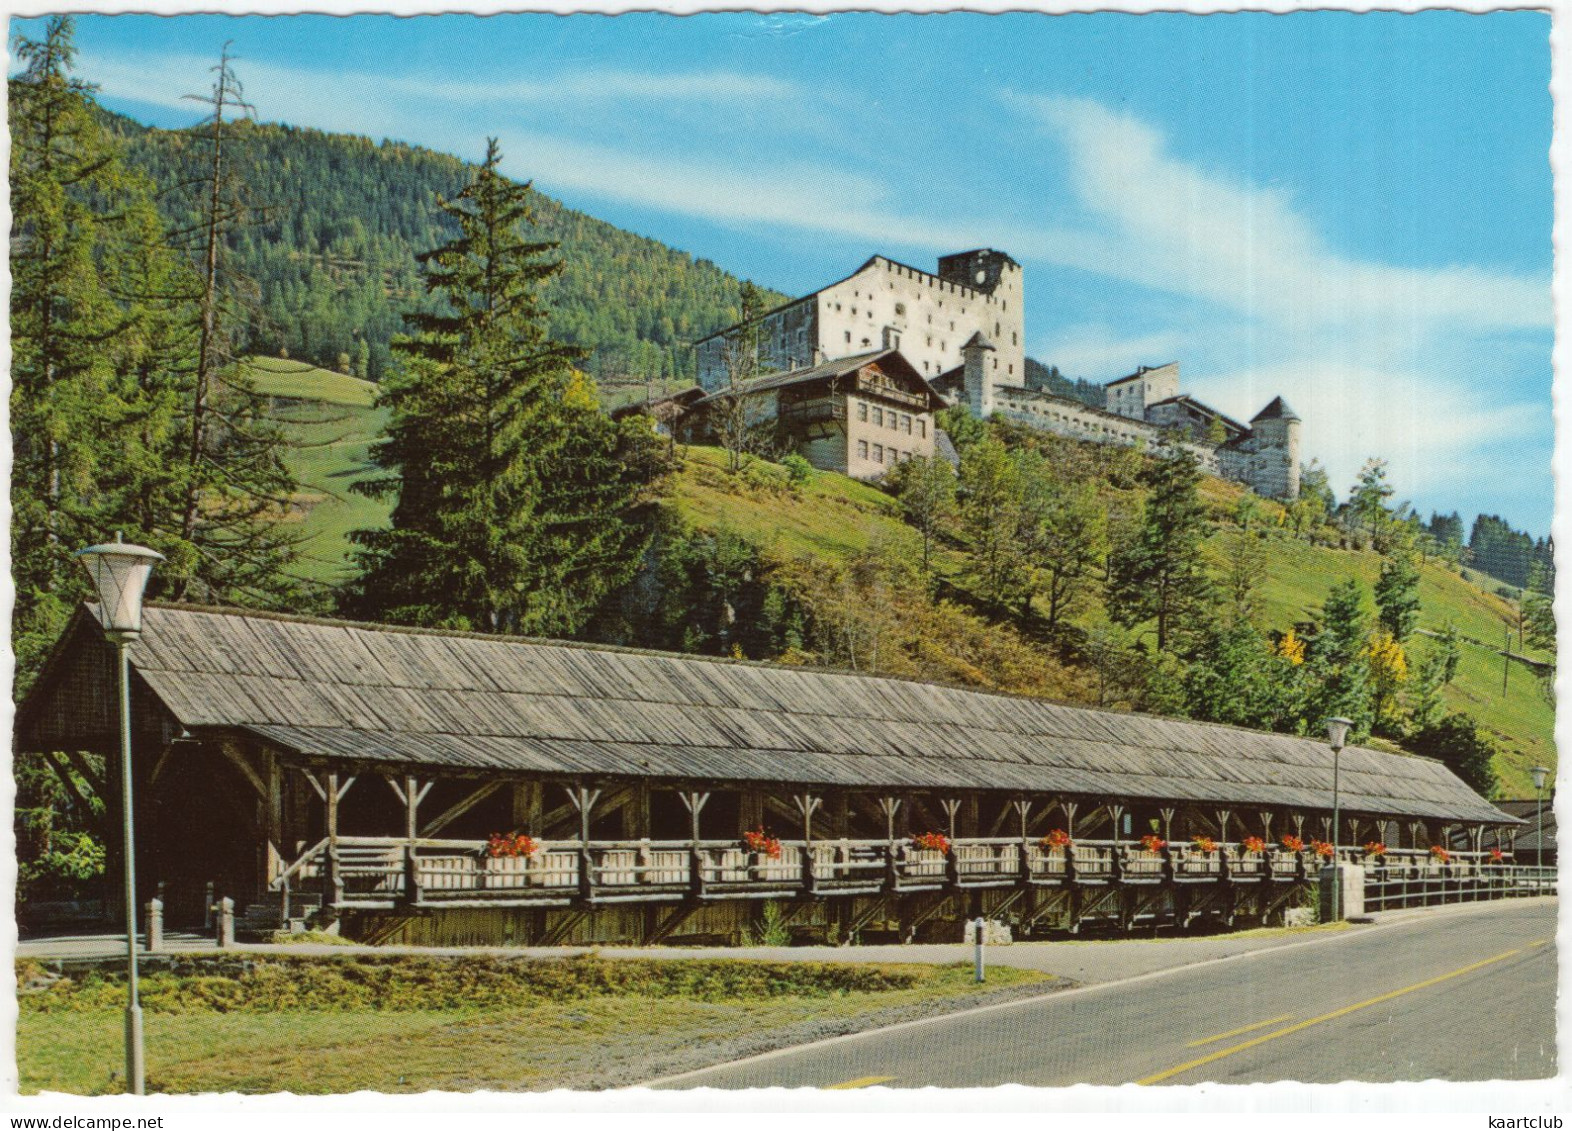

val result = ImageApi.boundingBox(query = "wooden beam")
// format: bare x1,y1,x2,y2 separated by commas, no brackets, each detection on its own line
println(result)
40,752,105,832
63,750,108,799
218,741,267,800
297,768,327,802
420,780,505,837
149,742,180,787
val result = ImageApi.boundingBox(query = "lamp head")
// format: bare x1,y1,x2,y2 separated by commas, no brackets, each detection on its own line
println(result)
1532,765,1550,792
1325,717,1354,753
75,534,164,642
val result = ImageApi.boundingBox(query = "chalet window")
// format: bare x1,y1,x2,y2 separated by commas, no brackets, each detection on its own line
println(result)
858,440,869,460
889,414,898,431
857,402,868,422
902,415,912,434
873,443,884,463
918,420,927,438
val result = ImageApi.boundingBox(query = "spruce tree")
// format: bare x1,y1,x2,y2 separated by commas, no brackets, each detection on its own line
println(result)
1303,578,1374,738
346,139,656,635
1107,443,1215,652
1374,550,1422,643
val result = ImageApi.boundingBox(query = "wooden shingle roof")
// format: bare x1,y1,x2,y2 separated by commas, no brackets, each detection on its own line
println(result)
20,604,1512,825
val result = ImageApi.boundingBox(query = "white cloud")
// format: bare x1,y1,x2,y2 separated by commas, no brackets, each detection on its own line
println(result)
1011,94,1551,334
76,49,799,120
1186,360,1541,501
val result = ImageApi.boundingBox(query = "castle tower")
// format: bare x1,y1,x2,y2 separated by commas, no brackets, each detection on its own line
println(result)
961,331,996,418
938,249,1025,386
1249,396,1301,500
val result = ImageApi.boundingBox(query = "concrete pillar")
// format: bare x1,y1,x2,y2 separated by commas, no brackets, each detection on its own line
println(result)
1318,861,1365,922
145,898,164,953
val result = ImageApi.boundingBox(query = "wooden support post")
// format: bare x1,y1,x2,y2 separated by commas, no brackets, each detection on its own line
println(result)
1015,799,1033,886
263,752,283,893
1216,808,1232,846
1062,800,1078,838
1159,807,1175,844
1260,810,1274,844
566,785,602,902
793,793,822,893
678,790,709,898
324,770,342,908
940,798,962,843
1292,812,1305,838
878,797,902,891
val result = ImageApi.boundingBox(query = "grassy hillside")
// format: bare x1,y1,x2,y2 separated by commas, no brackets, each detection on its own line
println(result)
255,377,1554,795
245,358,388,585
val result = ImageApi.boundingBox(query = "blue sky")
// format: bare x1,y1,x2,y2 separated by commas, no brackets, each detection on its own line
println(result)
16,11,1554,536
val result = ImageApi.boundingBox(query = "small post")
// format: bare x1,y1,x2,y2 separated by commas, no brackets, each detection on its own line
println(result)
145,898,164,954
203,881,215,929
216,896,235,949
973,916,986,983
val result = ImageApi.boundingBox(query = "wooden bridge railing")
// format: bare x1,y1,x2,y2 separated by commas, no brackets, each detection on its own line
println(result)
273,834,1517,912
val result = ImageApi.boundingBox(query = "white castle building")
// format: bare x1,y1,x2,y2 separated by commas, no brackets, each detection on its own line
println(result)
695,249,1025,390
693,249,1300,500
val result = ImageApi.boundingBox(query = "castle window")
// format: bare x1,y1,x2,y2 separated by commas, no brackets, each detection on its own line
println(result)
902,415,912,434
861,338,871,347
873,443,884,463
1012,332,1018,345
992,357,998,370
918,420,927,438
845,332,852,344
1008,364,1013,376
923,361,930,373
873,407,884,426
858,440,869,460
895,302,906,317
857,402,868,423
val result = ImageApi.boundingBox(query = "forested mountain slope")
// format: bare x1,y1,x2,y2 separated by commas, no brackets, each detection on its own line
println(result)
102,108,783,386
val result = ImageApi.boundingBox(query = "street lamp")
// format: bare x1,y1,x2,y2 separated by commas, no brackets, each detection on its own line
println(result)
76,535,163,1096
1531,764,1551,872
1325,717,1354,920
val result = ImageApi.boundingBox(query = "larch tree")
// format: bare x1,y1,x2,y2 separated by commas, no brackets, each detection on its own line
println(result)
9,16,133,669
346,139,656,635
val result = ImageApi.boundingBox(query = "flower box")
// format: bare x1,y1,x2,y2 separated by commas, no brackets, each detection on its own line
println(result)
1040,829,1073,849
911,831,951,854
741,827,783,859
486,832,540,858
1240,836,1266,855
1140,834,1167,853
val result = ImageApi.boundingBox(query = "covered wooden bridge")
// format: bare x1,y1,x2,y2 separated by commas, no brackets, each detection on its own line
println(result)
17,604,1518,945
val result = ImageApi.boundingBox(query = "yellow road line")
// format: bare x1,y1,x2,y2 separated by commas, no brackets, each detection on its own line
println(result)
1138,947,1523,1086
824,1076,896,1090
1184,1015,1294,1048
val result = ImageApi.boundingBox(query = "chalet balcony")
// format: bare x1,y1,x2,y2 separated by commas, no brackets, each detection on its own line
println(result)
777,399,846,427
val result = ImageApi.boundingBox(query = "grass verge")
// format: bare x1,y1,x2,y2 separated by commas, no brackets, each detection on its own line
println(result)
17,953,1054,1094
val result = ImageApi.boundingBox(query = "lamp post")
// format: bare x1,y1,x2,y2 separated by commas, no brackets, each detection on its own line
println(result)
76,535,163,1096
1531,764,1551,872
1325,717,1353,920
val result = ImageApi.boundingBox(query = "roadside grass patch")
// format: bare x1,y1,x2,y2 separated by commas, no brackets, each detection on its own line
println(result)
17,954,1051,1094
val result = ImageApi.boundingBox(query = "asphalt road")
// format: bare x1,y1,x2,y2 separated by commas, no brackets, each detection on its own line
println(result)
654,899,1557,1089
